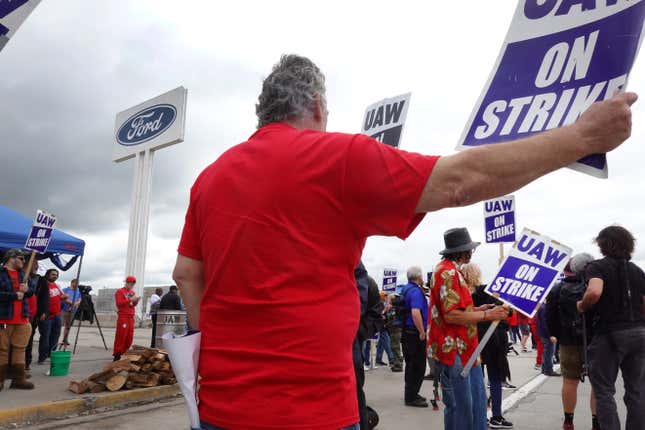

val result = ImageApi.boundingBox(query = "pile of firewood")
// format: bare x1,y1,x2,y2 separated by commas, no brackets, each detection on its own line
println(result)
68,345,176,394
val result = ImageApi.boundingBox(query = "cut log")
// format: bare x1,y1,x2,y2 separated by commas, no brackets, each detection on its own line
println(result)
88,369,117,383
68,380,89,394
86,381,106,393
161,374,177,385
106,370,129,392
141,363,152,372
121,354,144,364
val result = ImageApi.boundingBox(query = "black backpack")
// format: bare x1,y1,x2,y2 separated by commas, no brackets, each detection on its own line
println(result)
558,280,587,339
391,284,420,325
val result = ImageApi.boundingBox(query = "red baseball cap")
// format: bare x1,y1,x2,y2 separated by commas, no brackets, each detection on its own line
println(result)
125,276,136,283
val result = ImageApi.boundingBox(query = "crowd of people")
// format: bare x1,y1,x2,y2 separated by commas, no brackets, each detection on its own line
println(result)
171,54,639,430
359,225,645,430
0,249,84,391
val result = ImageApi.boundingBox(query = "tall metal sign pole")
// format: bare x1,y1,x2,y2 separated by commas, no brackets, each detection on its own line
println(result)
113,87,188,315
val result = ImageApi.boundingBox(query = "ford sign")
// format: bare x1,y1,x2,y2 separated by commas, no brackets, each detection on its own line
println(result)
116,104,177,146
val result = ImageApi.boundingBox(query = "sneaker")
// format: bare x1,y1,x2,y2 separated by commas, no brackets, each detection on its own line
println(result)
542,370,561,377
375,361,388,366
424,372,435,380
502,382,517,389
489,416,514,428
363,365,370,371
390,366,403,373
405,398,429,408
415,394,427,402
534,363,541,370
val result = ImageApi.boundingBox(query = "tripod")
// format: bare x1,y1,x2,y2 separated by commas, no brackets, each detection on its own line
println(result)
67,294,108,354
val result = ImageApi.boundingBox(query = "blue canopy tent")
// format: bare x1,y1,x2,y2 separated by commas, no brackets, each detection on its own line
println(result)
0,205,85,271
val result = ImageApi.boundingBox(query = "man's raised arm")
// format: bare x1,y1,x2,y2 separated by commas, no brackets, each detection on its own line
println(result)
417,92,638,213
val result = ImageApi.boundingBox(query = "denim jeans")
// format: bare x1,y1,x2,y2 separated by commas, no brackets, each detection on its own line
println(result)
541,337,555,373
38,315,61,363
199,422,360,430
376,330,393,362
486,365,503,418
437,356,487,430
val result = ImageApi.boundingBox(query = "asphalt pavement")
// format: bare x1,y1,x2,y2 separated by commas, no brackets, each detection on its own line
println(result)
5,330,629,430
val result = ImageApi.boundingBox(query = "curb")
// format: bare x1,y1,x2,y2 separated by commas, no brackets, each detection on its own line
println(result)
0,384,181,428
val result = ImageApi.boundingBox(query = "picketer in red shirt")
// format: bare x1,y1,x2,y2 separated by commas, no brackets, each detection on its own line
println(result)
178,122,438,429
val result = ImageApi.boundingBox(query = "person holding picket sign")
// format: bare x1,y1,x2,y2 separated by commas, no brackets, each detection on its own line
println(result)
428,228,509,430
173,54,637,430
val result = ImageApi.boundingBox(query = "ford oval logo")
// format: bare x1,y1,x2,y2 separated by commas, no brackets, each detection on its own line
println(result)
117,104,177,146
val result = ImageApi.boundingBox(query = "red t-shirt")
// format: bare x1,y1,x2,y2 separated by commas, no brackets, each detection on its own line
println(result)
48,283,63,318
27,291,37,319
0,270,28,325
115,287,136,317
428,259,479,366
178,123,438,430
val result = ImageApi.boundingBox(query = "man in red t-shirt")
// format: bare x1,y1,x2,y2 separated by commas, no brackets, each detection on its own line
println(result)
428,228,508,430
36,269,67,364
113,276,140,361
172,55,636,429
0,249,35,390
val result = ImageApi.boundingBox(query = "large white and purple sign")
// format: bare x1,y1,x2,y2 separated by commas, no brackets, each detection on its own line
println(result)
382,269,397,292
484,195,516,243
0,0,40,52
361,93,411,148
24,209,56,253
485,228,571,317
457,1,645,178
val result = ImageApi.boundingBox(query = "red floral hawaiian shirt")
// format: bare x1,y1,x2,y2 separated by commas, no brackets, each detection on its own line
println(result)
427,259,479,366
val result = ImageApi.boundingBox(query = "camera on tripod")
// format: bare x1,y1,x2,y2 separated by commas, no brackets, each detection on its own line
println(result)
78,284,92,295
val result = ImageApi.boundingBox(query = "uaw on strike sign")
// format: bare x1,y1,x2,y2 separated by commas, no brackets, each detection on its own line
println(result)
0,0,41,52
24,210,56,254
484,196,516,243
485,228,571,318
457,1,645,178
361,93,411,148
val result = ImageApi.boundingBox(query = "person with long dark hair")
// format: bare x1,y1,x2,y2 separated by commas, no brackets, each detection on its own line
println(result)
578,225,645,430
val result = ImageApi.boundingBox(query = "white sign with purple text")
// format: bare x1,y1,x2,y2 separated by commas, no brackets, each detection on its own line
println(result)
485,228,572,318
457,1,645,178
382,269,397,292
484,195,516,243
361,93,411,148
24,209,56,254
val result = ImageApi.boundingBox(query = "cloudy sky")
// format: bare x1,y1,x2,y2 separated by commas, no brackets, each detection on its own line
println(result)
2,1,644,291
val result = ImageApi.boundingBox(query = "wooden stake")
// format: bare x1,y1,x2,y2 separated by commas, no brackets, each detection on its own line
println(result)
23,250,36,280
498,243,504,266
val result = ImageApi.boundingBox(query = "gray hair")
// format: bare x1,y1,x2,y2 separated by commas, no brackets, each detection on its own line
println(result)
569,252,594,275
406,266,423,282
256,54,326,128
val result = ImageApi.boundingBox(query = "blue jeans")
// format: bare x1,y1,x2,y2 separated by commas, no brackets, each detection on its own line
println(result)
37,315,61,363
486,365,503,418
541,337,555,373
437,356,487,430
199,422,360,430
376,330,393,362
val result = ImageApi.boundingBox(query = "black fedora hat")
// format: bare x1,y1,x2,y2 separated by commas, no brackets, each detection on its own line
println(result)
439,228,480,255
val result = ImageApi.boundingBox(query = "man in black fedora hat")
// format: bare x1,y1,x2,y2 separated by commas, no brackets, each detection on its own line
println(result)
428,228,509,430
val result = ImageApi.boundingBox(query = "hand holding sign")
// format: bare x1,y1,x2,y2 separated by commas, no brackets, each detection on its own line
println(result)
486,305,510,322
575,91,637,155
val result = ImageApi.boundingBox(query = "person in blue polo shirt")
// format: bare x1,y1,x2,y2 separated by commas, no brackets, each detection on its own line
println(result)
60,279,81,346
401,266,429,407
